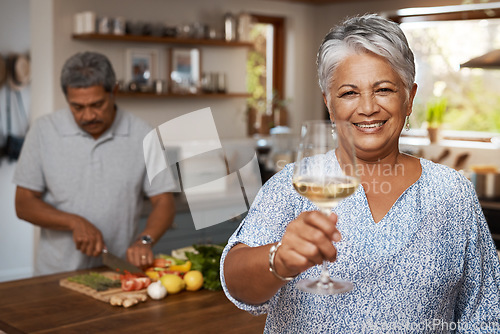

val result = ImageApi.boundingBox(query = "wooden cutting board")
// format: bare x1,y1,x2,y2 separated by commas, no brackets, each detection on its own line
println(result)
59,271,148,307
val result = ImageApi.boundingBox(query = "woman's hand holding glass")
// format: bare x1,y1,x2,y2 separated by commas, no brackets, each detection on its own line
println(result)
290,120,359,294
274,211,342,279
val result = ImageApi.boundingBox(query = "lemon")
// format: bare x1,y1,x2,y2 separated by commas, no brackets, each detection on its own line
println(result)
160,274,185,294
183,270,204,291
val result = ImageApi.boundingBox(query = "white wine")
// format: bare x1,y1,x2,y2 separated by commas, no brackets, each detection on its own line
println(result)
293,176,359,209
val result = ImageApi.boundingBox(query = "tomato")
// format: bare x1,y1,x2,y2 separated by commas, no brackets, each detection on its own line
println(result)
135,279,144,290
121,279,137,291
137,277,151,289
153,258,173,268
119,271,138,281
121,277,151,291
158,270,185,278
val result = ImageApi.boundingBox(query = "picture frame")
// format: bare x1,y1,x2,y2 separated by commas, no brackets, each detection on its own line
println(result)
125,48,159,87
169,48,201,94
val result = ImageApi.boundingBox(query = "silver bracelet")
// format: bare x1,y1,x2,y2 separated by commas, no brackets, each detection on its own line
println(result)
268,241,298,282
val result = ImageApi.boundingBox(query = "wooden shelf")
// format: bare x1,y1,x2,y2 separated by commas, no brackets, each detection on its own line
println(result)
116,91,250,99
72,33,254,48
74,33,252,101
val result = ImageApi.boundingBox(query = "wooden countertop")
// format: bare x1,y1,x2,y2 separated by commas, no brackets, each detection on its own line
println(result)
480,199,500,211
0,268,265,334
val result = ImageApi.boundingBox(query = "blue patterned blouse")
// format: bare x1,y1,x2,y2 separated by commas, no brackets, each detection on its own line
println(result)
220,158,500,333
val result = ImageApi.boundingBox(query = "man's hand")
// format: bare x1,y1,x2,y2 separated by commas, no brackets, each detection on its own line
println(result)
127,242,153,268
127,192,175,268
69,216,105,257
15,186,105,258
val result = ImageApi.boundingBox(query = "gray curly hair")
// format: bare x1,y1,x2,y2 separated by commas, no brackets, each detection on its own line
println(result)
60,51,116,96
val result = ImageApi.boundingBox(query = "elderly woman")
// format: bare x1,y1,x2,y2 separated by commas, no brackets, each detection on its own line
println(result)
221,14,500,333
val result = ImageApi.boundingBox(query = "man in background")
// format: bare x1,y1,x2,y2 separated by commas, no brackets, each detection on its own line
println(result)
13,51,175,275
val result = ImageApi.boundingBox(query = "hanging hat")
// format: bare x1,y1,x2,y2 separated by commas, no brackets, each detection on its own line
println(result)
7,53,30,90
0,55,6,89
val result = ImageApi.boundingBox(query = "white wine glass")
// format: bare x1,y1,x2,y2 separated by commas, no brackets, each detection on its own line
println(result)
292,120,359,295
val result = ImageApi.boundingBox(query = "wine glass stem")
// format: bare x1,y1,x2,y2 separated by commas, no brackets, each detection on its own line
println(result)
319,207,335,283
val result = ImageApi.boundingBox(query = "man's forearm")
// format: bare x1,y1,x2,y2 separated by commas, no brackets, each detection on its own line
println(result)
139,193,176,243
15,186,80,231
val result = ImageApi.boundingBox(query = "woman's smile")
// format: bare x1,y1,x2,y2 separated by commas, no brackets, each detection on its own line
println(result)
353,120,387,131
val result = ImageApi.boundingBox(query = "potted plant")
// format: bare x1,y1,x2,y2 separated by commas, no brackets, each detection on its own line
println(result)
246,90,290,136
426,97,447,143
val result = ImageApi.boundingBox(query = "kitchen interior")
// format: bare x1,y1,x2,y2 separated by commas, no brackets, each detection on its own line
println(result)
1,0,500,331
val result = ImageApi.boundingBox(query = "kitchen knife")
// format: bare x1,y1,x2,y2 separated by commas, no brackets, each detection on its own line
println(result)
102,249,144,274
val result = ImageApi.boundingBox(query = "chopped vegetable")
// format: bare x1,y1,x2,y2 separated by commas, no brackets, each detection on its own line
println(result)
120,274,151,291
185,244,224,291
153,258,171,268
67,272,121,291
156,254,186,265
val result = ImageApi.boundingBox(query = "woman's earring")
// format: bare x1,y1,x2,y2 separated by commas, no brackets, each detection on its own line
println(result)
405,116,410,131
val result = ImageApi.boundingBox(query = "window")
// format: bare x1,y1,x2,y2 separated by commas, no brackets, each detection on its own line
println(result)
390,4,500,138
247,15,286,134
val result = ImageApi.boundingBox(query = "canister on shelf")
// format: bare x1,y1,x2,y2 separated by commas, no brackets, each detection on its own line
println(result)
154,80,165,94
224,13,237,42
217,73,227,93
238,12,252,42
98,16,111,34
113,17,126,35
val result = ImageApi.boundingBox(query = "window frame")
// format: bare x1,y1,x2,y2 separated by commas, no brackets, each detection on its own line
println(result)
251,14,286,101
389,4,500,23
389,4,500,142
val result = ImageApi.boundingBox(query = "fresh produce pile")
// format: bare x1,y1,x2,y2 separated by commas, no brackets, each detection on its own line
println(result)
144,254,193,281
143,252,204,299
66,244,224,305
184,244,224,291
144,244,224,296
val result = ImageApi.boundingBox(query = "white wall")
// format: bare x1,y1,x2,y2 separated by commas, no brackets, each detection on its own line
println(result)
0,0,35,282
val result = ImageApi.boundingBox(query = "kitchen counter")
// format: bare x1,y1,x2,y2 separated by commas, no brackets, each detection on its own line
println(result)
0,267,265,334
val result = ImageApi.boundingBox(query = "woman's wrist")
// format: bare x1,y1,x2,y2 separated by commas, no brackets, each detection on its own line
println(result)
269,241,299,281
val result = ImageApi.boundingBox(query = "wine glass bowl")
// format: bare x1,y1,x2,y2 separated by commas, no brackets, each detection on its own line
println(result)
292,120,359,295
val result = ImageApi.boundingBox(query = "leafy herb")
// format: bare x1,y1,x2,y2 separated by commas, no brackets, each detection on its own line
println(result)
68,272,121,291
185,244,224,291
426,97,447,128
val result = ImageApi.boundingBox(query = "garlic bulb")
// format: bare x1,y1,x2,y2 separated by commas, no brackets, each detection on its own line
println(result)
147,281,167,300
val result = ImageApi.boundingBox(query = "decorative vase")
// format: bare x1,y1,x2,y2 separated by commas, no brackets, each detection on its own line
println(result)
427,127,440,143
